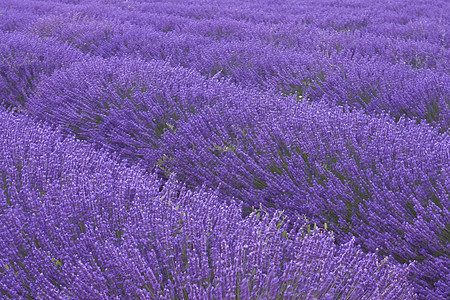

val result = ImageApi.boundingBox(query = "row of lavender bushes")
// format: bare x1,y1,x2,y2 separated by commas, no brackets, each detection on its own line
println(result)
0,0,449,299
0,108,416,299
1,0,450,130
27,55,450,299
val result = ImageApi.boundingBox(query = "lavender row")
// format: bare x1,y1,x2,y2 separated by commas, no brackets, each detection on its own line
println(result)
163,99,450,299
9,0,449,71
3,0,449,52
27,56,450,299
27,56,282,165
17,2,449,75
2,1,449,130
7,0,448,48
0,31,83,108
0,108,416,299
2,27,448,131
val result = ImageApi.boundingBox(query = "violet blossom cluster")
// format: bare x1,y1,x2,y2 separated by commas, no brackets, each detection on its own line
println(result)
1,0,449,299
0,31,83,107
2,0,448,129
26,54,449,299
0,108,416,299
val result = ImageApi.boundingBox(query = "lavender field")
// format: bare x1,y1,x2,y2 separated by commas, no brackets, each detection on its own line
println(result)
0,0,449,299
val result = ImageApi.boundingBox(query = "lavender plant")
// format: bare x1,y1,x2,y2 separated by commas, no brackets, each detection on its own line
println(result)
0,8,38,32
0,108,416,299
161,99,449,299
1,0,449,298
27,56,240,166
0,31,83,108
27,54,449,298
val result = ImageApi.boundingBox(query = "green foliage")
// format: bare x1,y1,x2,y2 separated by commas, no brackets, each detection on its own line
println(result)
156,154,173,177
51,257,62,267
253,176,268,190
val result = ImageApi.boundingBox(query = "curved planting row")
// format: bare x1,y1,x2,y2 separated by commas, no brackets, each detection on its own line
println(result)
27,56,286,167
0,108,416,299
0,0,449,299
1,0,449,130
26,56,450,299
0,31,83,108
163,100,450,299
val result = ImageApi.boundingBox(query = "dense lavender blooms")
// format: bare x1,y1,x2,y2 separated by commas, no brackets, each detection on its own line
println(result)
163,101,450,299
0,8,38,32
28,56,280,166
1,0,449,299
3,0,450,129
0,109,416,299
0,31,83,107
27,50,449,300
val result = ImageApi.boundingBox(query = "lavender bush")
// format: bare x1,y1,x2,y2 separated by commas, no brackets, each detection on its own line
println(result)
0,108,416,299
0,31,83,107
1,0,449,299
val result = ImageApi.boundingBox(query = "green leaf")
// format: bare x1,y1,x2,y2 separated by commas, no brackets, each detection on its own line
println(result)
52,258,62,267
276,216,287,230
